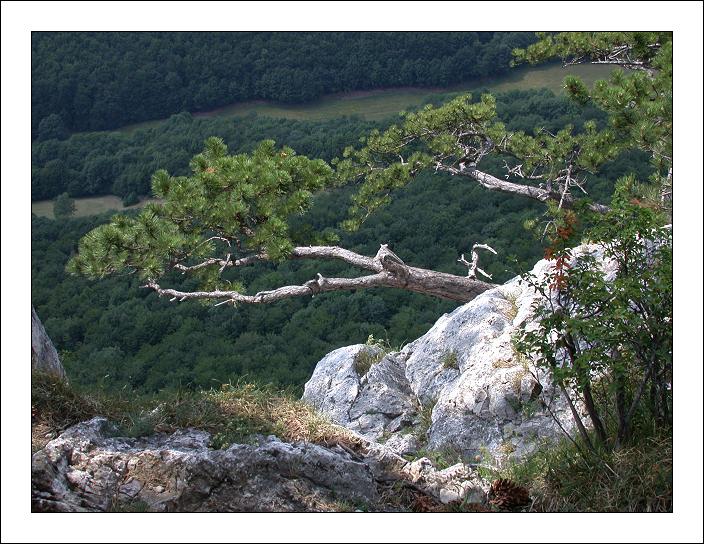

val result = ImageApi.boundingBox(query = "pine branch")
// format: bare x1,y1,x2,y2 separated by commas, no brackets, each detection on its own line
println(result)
146,244,496,305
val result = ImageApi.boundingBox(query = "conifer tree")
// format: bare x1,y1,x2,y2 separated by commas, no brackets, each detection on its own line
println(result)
69,32,672,314
68,31,673,447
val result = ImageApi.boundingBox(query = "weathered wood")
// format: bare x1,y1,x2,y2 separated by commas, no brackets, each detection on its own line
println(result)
146,244,496,306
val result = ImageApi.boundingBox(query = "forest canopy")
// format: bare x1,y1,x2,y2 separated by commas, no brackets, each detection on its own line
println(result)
33,87,652,393
31,31,535,135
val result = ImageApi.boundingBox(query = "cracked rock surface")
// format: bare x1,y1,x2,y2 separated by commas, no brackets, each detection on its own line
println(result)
32,417,379,512
32,417,489,512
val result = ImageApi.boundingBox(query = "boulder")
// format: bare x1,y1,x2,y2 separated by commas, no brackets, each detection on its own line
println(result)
32,305,67,381
302,249,609,463
303,345,417,438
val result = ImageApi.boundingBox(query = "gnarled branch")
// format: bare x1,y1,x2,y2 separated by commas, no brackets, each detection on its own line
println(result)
147,244,496,306
458,243,498,280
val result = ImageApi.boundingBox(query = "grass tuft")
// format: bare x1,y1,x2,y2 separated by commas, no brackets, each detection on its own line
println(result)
497,430,673,512
441,350,459,370
32,373,362,452
353,334,393,377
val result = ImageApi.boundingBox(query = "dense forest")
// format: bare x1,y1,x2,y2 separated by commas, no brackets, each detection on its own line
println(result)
32,87,613,201
31,31,536,136
31,89,651,394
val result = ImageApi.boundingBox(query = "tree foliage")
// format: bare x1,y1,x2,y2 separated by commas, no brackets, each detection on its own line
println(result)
67,138,334,284
52,192,76,218
508,32,673,449
336,32,671,233
514,32,672,215
514,179,672,449
33,32,672,421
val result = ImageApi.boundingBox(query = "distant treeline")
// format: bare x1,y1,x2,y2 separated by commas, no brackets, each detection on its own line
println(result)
32,31,536,136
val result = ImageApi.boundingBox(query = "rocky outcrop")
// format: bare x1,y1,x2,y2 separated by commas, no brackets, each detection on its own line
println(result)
303,249,610,463
32,417,489,512
32,305,67,381
303,345,418,438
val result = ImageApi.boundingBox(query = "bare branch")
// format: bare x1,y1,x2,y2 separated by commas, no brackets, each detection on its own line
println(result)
173,253,266,273
458,243,498,280
437,165,610,214
561,41,660,77
145,243,496,306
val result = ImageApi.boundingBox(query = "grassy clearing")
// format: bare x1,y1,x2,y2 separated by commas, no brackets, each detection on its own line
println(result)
31,196,161,219
36,64,618,220
31,372,361,452
114,63,617,133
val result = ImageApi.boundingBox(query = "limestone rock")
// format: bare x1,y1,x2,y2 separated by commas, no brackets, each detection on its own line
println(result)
32,306,67,380
32,417,489,512
402,458,488,504
383,433,421,457
302,345,418,439
32,417,379,512
302,247,614,463
302,344,368,426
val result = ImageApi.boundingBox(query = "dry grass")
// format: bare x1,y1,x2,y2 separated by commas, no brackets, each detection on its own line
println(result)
509,370,526,395
500,430,673,512
205,382,362,450
31,373,362,452
492,358,518,369
499,287,521,322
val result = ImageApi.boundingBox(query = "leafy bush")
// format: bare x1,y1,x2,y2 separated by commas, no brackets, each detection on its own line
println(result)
515,179,672,450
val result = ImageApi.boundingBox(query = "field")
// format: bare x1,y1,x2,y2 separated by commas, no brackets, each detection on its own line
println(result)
35,62,618,218
117,63,618,132
31,196,160,219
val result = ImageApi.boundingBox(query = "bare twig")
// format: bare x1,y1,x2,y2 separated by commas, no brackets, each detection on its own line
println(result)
458,243,497,280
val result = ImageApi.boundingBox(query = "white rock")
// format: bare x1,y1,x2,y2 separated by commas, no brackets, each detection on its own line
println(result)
302,245,620,463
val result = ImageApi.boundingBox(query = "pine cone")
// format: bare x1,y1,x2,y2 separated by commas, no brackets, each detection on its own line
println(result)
488,478,531,510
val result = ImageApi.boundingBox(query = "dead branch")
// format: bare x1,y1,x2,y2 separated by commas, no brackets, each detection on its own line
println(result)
458,243,497,280
147,244,496,306
437,164,609,214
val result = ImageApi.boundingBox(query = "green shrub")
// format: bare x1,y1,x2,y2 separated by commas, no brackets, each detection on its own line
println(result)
440,350,459,370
